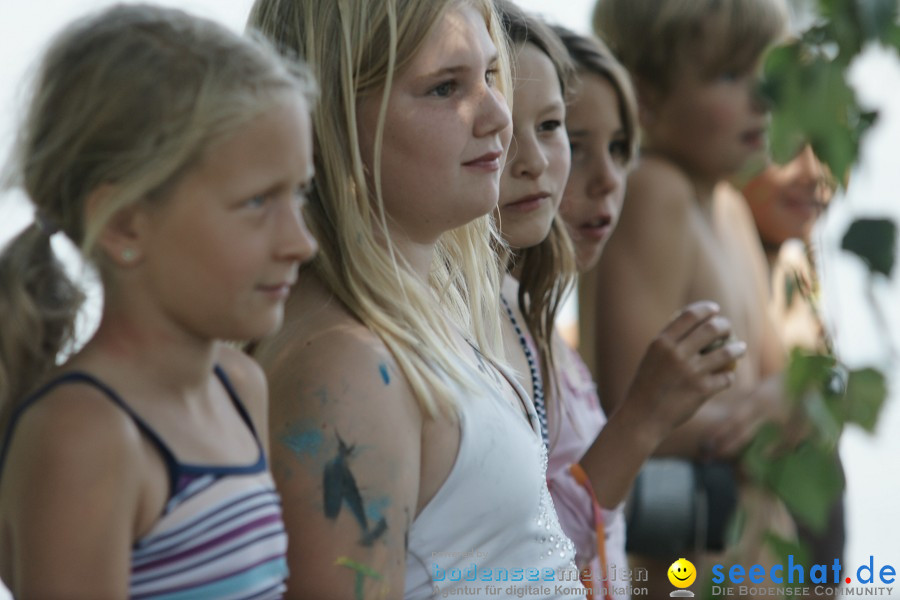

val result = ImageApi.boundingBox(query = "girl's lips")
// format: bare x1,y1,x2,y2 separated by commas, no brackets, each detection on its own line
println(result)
257,282,293,299
503,193,551,213
579,222,613,241
782,197,821,220
463,150,503,171
578,215,613,241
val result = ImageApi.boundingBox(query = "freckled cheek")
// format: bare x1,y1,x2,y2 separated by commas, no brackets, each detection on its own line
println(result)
549,141,572,198
387,117,458,179
558,192,586,229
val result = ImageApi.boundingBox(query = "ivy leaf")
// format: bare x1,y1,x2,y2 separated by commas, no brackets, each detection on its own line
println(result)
766,442,844,532
818,0,899,57
764,532,812,569
841,218,897,277
857,0,900,46
802,388,843,449
885,22,900,49
843,367,888,431
742,423,782,482
784,350,833,399
763,42,875,180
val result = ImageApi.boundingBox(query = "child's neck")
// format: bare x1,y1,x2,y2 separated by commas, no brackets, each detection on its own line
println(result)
84,302,218,396
641,147,720,211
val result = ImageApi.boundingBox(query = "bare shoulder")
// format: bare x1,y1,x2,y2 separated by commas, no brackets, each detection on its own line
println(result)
625,155,697,219
256,271,421,471
714,181,760,240
255,281,423,597
0,381,143,594
3,380,146,484
260,304,409,417
602,155,698,282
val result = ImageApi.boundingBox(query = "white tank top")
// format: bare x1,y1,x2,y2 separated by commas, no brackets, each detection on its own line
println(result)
404,349,583,599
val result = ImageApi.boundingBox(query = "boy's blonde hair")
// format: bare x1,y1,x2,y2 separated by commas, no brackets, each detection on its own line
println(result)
248,0,512,417
593,0,788,93
0,4,315,416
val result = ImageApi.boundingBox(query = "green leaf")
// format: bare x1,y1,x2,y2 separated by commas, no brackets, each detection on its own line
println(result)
885,23,900,50
765,532,811,568
844,368,888,431
766,442,844,532
858,0,900,45
784,350,834,400
743,423,782,481
803,389,843,449
841,218,897,277
763,41,874,179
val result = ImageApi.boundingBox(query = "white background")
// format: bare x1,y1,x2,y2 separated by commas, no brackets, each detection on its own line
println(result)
1,1,899,596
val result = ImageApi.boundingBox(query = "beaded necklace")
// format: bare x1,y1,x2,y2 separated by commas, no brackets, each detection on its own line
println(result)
500,293,549,447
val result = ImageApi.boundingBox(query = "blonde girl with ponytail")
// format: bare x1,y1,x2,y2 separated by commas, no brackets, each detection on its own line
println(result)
0,5,317,597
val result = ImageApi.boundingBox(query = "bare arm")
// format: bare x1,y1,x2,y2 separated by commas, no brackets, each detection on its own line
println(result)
1,387,144,599
261,327,422,600
582,302,746,508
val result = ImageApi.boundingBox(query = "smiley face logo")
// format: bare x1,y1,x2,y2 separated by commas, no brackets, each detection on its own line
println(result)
668,558,696,588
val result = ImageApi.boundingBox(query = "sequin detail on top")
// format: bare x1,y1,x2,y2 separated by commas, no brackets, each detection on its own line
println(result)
536,443,577,564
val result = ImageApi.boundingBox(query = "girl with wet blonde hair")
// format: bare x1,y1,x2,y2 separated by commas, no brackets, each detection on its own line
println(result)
249,0,586,597
0,3,318,597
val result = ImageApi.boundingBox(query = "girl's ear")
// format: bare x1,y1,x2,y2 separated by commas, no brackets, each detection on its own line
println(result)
87,185,149,268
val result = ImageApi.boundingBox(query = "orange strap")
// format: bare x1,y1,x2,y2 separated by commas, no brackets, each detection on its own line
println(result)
569,463,614,600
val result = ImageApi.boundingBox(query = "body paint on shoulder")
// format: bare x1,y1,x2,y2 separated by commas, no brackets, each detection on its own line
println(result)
323,434,389,546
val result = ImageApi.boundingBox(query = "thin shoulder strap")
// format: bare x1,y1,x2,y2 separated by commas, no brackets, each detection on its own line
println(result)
0,372,180,495
213,365,263,447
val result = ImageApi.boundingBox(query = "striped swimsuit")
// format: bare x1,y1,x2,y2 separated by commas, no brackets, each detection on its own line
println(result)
0,367,288,599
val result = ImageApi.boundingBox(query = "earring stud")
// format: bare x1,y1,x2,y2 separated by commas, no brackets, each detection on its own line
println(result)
121,248,137,263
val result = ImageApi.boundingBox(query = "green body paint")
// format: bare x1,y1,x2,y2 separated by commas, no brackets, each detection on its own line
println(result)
336,556,383,600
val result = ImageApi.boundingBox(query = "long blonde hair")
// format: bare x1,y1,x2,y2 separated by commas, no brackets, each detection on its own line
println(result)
248,0,513,417
0,4,315,418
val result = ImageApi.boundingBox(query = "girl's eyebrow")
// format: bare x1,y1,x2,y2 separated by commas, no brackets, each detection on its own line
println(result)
536,99,565,115
415,52,499,83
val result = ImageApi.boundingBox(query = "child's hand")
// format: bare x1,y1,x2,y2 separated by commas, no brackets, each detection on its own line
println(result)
625,301,747,441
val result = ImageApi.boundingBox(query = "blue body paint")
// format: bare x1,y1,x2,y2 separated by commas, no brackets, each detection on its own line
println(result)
379,363,390,385
366,496,391,524
281,426,324,459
